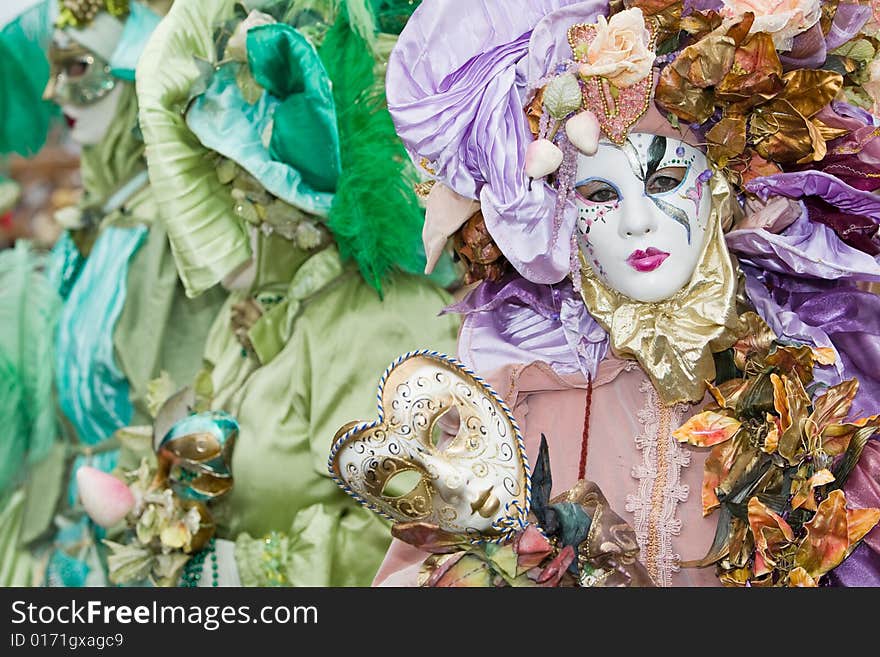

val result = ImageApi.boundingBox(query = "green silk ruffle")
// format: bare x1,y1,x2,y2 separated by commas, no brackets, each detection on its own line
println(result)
136,0,251,297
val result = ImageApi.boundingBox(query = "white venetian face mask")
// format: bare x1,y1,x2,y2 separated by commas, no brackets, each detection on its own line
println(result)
44,30,123,147
330,352,530,538
574,133,713,303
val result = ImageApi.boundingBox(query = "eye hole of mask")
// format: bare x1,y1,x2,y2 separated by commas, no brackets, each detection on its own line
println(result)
575,179,619,204
645,166,687,195
61,56,93,79
381,470,423,498
430,406,460,451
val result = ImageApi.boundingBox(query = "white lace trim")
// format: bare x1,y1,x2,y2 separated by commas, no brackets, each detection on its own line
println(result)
625,377,691,587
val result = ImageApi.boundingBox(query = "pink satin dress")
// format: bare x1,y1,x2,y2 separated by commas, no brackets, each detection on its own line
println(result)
374,353,722,587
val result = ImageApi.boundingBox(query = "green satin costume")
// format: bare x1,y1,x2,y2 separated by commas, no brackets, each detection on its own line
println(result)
135,0,460,586
0,82,224,586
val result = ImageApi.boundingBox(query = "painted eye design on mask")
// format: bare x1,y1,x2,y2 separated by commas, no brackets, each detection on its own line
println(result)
645,166,687,195
575,178,621,204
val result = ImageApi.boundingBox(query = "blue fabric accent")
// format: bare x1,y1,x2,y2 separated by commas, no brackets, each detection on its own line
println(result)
45,518,93,587
109,1,162,81
186,64,335,216
55,225,146,457
46,231,85,300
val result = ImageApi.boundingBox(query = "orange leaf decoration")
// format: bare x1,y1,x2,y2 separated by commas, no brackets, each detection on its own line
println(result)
822,415,880,457
808,380,859,441
702,438,740,516
764,422,779,454
788,567,818,588
790,469,835,512
794,490,880,579
706,379,748,410
811,348,836,366
766,345,817,384
715,32,783,113
748,497,794,576
673,411,741,447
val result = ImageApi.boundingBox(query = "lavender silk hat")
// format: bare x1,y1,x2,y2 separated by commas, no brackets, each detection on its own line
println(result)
387,0,698,284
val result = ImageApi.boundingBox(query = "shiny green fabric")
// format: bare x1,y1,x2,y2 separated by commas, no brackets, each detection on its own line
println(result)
136,0,252,297
114,220,227,425
248,23,341,193
235,504,391,587
79,83,145,207
202,235,459,586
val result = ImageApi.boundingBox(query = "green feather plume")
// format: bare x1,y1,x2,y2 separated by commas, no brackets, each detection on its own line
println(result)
0,242,62,493
318,3,425,295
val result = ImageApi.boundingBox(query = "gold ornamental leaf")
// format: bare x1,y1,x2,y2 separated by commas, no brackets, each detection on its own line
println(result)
796,115,829,165
811,347,837,366
809,379,859,440
777,375,811,464
716,32,784,113
706,378,749,410
790,469,835,511
777,69,844,119
847,507,880,546
788,567,818,587
681,33,737,87
822,415,880,457
732,312,776,369
794,490,853,579
766,345,818,384
770,373,791,435
702,438,740,516
813,119,851,143
764,413,779,454
655,65,716,124
680,9,724,36
748,497,794,574
728,517,753,568
750,102,815,164
719,567,753,587
673,411,742,447
707,116,747,165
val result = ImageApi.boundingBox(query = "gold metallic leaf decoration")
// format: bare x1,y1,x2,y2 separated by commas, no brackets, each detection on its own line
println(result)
672,316,880,585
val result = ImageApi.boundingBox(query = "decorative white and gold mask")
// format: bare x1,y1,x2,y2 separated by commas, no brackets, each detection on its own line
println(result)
329,351,530,539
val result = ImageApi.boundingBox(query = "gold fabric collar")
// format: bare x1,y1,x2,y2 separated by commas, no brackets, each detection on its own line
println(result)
576,173,745,405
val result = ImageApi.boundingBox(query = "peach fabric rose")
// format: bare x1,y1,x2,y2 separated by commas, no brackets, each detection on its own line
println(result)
577,8,655,89
720,0,822,51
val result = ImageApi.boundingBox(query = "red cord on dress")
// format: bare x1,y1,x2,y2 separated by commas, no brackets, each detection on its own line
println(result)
578,373,593,480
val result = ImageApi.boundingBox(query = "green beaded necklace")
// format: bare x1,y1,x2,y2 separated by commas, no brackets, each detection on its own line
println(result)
179,538,219,587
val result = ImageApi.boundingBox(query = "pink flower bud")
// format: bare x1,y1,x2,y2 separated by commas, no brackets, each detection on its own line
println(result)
525,139,564,179
565,111,600,156
77,466,135,528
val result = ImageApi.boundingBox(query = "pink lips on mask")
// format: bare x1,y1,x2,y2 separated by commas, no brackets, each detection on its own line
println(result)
626,247,670,272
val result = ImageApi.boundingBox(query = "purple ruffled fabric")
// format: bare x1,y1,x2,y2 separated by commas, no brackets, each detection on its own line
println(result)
726,210,880,282
387,0,608,284
829,439,880,587
779,4,870,70
742,266,880,414
446,274,608,379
